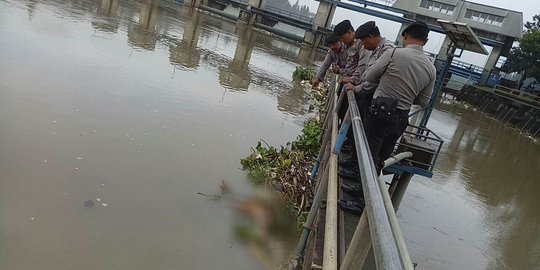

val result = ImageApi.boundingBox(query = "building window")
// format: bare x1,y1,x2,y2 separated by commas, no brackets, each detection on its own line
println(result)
419,0,455,15
465,9,504,26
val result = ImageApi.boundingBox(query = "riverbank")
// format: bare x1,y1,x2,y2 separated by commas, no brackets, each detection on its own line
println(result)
452,84,540,139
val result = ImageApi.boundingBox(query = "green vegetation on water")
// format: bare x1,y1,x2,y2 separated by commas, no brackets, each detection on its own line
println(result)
293,67,316,81
241,67,330,232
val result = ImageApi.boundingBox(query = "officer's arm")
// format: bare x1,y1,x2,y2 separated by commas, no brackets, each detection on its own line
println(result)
343,45,361,77
315,50,333,81
363,49,392,83
414,77,435,107
351,64,363,85
355,81,378,94
351,49,370,84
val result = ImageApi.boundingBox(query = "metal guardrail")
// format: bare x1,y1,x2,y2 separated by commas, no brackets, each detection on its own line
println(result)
493,84,540,101
341,90,411,269
451,59,484,74
295,76,414,270
264,6,314,24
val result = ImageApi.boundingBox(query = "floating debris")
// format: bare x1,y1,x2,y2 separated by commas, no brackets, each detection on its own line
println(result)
76,157,83,160
52,120,57,123
240,75,329,232
75,167,79,170
30,217,35,221
84,200,95,207
96,198,101,202
101,203,109,207
43,160,47,163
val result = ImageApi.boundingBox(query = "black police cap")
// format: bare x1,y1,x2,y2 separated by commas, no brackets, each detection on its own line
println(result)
325,34,341,46
334,20,353,36
401,21,430,39
355,21,377,39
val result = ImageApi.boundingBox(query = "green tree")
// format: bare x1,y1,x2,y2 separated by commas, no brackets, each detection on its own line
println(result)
505,15,540,87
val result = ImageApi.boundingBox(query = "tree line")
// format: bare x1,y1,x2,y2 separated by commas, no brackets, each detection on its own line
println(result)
266,0,314,18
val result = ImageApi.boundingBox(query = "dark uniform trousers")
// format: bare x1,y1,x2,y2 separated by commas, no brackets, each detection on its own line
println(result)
341,91,374,155
363,108,409,174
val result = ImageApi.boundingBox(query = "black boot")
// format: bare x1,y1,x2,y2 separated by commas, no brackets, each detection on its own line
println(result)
341,183,363,196
338,167,360,181
338,199,365,215
338,155,357,168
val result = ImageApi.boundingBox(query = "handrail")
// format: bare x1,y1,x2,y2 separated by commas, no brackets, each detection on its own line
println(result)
342,90,411,269
295,77,414,270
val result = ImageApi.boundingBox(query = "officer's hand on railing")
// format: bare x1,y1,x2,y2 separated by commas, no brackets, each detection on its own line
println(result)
311,78,320,89
345,82,355,92
341,76,352,83
332,66,340,74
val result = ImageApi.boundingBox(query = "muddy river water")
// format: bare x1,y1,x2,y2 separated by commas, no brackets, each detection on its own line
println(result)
0,1,538,269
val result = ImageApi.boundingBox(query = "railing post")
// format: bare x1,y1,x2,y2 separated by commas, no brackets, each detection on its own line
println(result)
388,172,413,212
339,212,371,270
323,94,339,270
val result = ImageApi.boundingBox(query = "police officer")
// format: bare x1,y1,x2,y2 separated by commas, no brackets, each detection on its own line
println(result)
332,20,365,83
339,22,396,183
345,21,396,97
338,22,436,215
311,34,347,89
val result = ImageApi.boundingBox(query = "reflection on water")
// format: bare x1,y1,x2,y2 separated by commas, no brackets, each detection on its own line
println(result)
400,101,540,270
1,0,538,269
219,23,253,90
169,7,201,70
0,0,322,269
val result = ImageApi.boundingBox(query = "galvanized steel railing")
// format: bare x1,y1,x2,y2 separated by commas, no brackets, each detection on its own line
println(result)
295,75,414,270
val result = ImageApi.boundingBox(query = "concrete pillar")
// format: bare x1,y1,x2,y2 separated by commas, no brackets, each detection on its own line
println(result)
184,0,207,8
297,46,316,65
248,0,266,9
100,0,118,16
127,0,159,50
437,35,454,60
480,46,502,85
303,1,338,47
394,22,409,47
219,24,255,90
181,7,202,48
169,7,202,69
238,0,266,25
139,0,159,31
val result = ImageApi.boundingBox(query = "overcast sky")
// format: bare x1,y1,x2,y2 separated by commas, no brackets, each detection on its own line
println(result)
296,0,540,66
